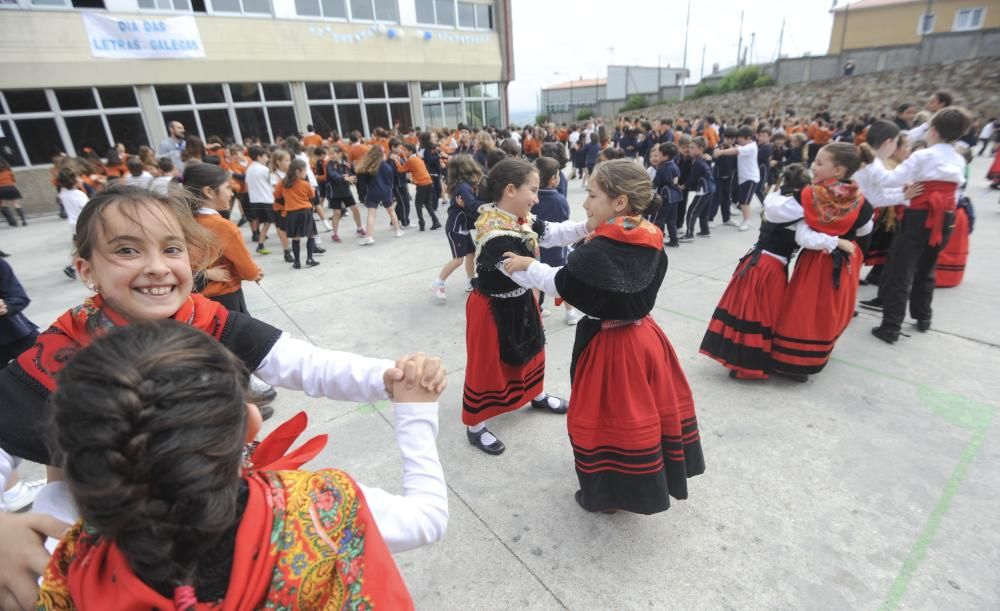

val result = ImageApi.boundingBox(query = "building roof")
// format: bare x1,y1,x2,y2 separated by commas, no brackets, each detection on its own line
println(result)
543,78,607,91
831,0,922,13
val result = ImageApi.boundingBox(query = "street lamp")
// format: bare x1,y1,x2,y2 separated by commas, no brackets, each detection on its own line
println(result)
553,71,574,112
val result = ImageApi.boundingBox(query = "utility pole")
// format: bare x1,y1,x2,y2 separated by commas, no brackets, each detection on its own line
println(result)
680,0,691,100
839,0,850,55
736,10,744,67
700,44,706,79
776,18,784,60
657,54,662,98
749,32,755,65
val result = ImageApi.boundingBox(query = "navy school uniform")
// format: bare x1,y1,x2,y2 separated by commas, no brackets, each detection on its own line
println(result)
584,142,601,171
755,142,774,200
324,160,357,209
558,171,568,197
445,181,479,258
391,158,412,226
533,188,571,266
652,160,682,244
363,161,395,207
683,157,717,237
620,134,638,158
421,146,444,204
711,150,737,222
676,155,693,229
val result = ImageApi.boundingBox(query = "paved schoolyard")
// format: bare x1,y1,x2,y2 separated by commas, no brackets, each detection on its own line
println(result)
5,156,998,610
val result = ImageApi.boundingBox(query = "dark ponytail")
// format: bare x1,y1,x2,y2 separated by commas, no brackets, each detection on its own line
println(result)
865,120,901,149
50,321,249,602
479,158,537,203
181,162,229,213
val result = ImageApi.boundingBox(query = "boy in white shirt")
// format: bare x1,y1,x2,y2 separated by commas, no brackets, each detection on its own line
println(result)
862,107,972,343
150,157,177,196
714,126,759,231
244,145,274,255
122,158,153,190
56,167,89,280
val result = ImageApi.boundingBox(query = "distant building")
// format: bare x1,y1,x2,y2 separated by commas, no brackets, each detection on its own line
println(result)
605,65,689,100
540,78,606,114
829,0,1000,53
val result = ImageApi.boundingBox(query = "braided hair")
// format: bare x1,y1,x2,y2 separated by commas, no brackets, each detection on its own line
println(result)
49,320,250,606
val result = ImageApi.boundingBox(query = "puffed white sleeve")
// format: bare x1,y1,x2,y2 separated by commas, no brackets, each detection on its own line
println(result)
509,261,560,295
855,219,874,237
358,402,447,553
762,194,803,223
31,481,78,555
538,220,589,248
254,333,393,404
854,165,907,207
794,221,839,253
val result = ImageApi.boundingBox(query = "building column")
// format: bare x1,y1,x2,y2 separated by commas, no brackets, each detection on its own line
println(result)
138,85,167,147
409,82,425,130
290,82,311,131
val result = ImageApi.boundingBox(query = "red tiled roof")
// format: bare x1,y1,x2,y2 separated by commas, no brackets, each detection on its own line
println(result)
831,0,922,12
543,78,607,91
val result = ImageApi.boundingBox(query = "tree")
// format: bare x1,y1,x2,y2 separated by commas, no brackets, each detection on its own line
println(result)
576,108,594,120
535,113,550,125
619,94,647,112
691,83,717,99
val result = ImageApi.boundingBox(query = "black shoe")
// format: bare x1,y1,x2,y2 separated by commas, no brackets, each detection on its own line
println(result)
696,232,711,237
419,224,426,232
531,394,568,414
467,428,505,455
306,259,320,267
860,297,883,311
575,490,616,514
871,326,899,344
238,217,248,227
292,262,301,269
915,319,931,332
312,245,326,254
251,230,260,242
430,223,442,230
774,370,809,383
284,252,294,263
678,234,695,242
0,250,8,258
256,403,273,420
63,266,76,280
665,241,680,248
728,369,739,379
859,278,870,286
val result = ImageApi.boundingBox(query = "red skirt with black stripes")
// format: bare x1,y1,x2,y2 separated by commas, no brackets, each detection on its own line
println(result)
936,206,969,288
700,252,788,379
462,291,545,426
569,317,704,514
770,247,862,376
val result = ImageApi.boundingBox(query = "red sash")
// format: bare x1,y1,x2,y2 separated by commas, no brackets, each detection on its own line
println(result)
908,180,958,246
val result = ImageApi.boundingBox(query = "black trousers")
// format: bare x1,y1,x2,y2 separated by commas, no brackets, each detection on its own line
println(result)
710,177,733,222
414,184,439,228
684,193,712,237
393,181,411,226
878,209,953,332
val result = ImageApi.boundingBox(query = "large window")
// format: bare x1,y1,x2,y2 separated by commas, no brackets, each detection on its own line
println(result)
156,83,297,144
295,0,396,21
305,81,412,137
137,0,199,11
23,0,105,8
210,0,270,15
953,7,984,31
0,87,148,167
420,81,501,129
415,0,492,30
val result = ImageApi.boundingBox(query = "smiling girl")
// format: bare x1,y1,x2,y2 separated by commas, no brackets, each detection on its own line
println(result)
462,159,583,455
501,159,704,514
0,185,446,604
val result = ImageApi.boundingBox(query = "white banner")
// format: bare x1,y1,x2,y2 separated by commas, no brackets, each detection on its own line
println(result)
83,13,205,59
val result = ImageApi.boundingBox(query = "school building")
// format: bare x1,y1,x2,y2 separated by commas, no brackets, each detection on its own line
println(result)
829,0,1000,53
0,0,513,210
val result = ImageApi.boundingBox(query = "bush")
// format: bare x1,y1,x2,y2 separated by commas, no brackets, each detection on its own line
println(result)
718,66,771,93
535,113,550,125
754,75,775,88
619,94,647,112
576,108,594,120
691,83,717,99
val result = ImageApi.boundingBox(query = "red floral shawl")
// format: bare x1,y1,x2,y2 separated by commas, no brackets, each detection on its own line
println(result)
801,179,864,237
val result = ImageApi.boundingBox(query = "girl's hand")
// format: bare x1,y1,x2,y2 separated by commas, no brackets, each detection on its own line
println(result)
0,511,70,611
456,195,465,208
502,252,535,273
903,183,924,200
347,176,357,184
0,298,7,316
384,352,447,399
255,269,264,282
205,266,231,282
837,238,856,255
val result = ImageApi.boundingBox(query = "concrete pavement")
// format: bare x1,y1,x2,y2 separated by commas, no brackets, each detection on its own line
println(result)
4,156,998,610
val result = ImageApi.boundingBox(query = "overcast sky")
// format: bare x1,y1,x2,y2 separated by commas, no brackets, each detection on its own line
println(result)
507,0,838,112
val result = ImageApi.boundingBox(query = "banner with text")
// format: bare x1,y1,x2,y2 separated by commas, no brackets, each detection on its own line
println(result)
83,13,205,59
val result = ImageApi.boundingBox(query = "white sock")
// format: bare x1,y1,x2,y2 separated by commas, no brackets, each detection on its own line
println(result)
469,422,486,433
433,278,445,286
534,391,547,402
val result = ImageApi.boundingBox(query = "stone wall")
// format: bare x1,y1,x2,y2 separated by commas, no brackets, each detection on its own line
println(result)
627,57,1000,127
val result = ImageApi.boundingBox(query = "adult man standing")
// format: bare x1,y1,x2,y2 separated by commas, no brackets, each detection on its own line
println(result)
907,91,952,141
157,120,186,169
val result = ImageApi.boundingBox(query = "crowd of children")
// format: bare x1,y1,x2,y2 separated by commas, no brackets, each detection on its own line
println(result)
0,88,987,607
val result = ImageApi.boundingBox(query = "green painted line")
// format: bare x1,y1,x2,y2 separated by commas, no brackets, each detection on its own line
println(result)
355,400,391,415
880,425,990,610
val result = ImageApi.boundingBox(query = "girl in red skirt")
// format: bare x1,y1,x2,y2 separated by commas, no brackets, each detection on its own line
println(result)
935,194,974,287
699,164,812,380
463,159,580,455
770,144,874,380
503,159,704,515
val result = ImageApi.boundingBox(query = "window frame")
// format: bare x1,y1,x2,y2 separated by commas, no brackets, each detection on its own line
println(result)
0,86,148,167
916,11,936,35
306,81,411,137
416,0,493,30
136,0,196,14
952,7,985,31
156,82,297,144
294,0,396,22
207,0,273,18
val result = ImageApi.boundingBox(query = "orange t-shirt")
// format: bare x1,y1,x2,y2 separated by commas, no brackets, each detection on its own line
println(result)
395,155,432,186
349,143,371,165
703,125,719,149
0,169,15,187
522,137,541,157
226,157,249,193
196,212,261,297
302,133,324,148
273,179,315,214
813,127,833,145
